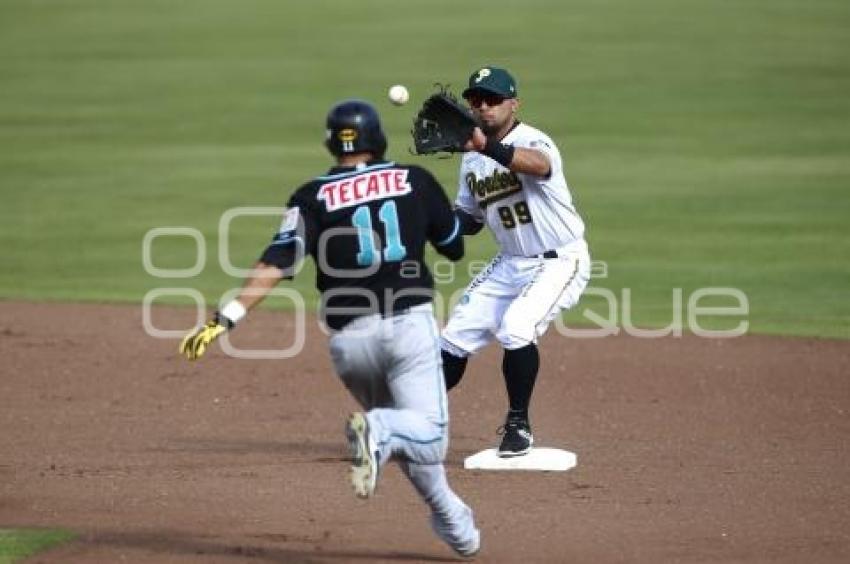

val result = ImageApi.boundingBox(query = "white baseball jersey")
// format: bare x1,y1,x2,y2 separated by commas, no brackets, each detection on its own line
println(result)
443,122,591,354
456,122,585,256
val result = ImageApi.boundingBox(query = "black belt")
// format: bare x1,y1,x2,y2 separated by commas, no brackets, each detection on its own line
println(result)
533,250,559,259
333,304,425,331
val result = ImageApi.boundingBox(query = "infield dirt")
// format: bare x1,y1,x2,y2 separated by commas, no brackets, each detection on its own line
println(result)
1,301,848,563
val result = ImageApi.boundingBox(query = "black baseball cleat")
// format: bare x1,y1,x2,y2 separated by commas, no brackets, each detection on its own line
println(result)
497,416,533,457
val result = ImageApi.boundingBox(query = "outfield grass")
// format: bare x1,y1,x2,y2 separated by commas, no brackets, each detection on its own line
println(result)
0,529,74,563
1,0,848,337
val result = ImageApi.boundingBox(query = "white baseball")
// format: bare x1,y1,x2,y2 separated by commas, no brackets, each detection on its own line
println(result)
388,84,409,106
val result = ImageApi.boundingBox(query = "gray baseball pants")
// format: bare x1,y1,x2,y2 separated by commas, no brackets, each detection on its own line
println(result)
328,303,476,540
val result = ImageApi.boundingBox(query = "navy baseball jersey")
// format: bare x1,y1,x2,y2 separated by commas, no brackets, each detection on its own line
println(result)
261,159,462,329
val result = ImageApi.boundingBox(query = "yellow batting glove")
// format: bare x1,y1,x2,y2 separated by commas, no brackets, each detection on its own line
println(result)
179,316,230,360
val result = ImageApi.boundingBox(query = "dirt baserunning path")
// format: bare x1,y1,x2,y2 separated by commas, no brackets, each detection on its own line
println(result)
1,301,848,562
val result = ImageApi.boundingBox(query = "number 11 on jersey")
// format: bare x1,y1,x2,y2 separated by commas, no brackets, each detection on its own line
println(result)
352,201,408,266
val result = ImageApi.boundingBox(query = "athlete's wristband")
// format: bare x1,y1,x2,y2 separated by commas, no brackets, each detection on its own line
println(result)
217,299,247,328
482,138,515,168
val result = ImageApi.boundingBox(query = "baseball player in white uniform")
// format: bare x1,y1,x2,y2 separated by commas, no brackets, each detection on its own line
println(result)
440,66,591,457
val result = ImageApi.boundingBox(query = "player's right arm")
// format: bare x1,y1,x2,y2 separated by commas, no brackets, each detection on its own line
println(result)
465,127,551,178
235,196,318,310
179,196,317,361
178,260,286,361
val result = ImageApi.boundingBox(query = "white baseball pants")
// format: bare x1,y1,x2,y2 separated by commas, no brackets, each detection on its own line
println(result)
442,240,591,354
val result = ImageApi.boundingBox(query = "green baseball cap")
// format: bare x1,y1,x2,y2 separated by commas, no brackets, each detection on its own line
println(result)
462,66,517,99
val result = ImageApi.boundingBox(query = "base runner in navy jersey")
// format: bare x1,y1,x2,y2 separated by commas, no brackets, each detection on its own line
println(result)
179,99,480,557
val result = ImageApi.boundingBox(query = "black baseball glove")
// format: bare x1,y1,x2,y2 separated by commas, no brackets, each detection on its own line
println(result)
411,87,480,154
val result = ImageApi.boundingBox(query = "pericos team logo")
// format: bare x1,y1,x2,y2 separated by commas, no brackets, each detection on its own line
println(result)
466,170,522,207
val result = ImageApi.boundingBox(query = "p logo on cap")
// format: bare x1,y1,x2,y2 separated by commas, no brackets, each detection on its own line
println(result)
474,68,492,83
463,66,517,99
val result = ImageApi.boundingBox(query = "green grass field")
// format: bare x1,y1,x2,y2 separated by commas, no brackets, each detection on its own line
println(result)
1,0,848,337
0,529,74,563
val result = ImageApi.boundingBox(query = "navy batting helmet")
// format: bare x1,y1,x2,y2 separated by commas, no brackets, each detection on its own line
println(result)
325,99,387,158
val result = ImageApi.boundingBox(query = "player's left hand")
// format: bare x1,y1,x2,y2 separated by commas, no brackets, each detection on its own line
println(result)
463,127,487,152
179,316,228,360
411,89,479,154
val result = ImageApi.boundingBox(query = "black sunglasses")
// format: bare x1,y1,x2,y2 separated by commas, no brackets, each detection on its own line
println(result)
466,93,507,108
